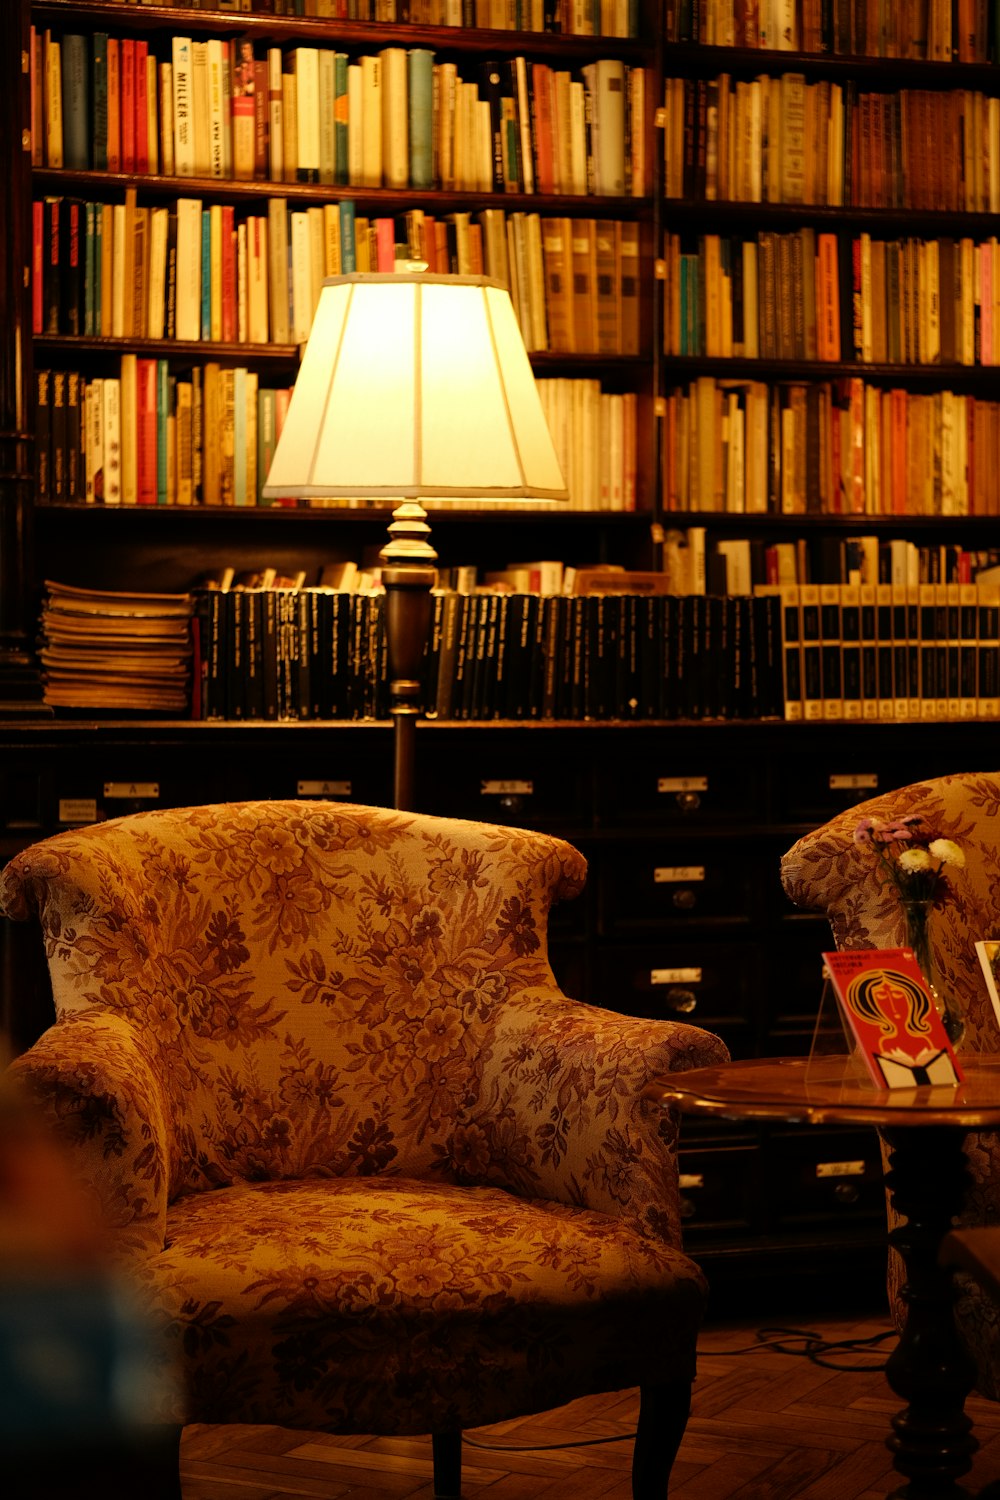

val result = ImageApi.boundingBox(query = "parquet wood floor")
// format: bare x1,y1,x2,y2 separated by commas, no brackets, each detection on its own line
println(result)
178,1310,1000,1499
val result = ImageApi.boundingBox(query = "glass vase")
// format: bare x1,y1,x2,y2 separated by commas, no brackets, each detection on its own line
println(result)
901,897,965,1049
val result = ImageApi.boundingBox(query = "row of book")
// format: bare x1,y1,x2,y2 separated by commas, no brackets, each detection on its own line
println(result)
35,27,644,198
534,379,638,509
35,361,634,509
770,580,1000,723
662,229,1000,367
102,1,637,39
666,0,987,61
662,525,1000,595
663,74,1000,213
191,583,785,723
40,581,193,713
35,361,293,507
661,377,1000,520
34,191,642,357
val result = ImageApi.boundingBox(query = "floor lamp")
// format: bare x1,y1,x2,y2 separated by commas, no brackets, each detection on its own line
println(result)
262,273,568,812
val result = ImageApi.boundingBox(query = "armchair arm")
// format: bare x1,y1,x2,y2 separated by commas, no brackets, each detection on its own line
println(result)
6,1011,172,1266
456,989,729,1247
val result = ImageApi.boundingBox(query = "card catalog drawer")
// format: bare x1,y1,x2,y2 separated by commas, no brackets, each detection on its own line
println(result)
601,751,764,826
596,843,757,931
675,1140,758,1237
767,1128,885,1230
427,747,587,830
592,941,760,1053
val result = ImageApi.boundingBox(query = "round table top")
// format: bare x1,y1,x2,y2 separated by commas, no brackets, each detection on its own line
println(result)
642,1054,1000,1129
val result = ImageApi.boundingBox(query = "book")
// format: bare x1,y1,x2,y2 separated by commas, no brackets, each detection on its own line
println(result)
822,948,963,1089
60,34,89,171
975,941,1000,1036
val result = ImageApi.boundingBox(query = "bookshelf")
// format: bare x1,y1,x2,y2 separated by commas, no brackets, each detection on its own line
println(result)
658,32,1000,563
3,1,999,1288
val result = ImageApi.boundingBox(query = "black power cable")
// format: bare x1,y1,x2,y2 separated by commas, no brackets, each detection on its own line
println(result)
462,1324,897,1454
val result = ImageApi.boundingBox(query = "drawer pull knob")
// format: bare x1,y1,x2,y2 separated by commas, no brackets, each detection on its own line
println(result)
675,790,701,812
672,888,697,910
665,988,698,1013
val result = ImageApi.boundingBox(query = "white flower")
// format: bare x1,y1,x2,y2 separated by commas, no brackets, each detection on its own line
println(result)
928,838,966,868
898,848,934,873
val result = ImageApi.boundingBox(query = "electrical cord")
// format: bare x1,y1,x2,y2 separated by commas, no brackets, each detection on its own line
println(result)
699,1324,897,1371
461,1324,897,1454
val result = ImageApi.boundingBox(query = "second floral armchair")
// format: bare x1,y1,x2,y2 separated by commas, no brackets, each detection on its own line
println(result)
780,770,1000,1402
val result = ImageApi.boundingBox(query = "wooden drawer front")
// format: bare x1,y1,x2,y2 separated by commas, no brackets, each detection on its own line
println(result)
775,763,892,825
675,1140,758,1236
767,1128,885,1229
592,940,760,1054
596,843,757,932
601,752,763,827
427,751,588,830
0,765,47,831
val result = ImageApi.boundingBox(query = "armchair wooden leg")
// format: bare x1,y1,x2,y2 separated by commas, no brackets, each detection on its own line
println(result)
631,1380,693,1499
432,1430,462,1497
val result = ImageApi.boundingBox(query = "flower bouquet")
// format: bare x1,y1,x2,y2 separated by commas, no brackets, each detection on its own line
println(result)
853,814,967,1044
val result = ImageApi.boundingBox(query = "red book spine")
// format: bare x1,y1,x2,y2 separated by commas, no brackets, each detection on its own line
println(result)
107,37,121,173
253,59,269,181
221,204,236,343
136,357,158,505
530,62,554,195
32,199,43,334
121,38,135,174
374,216,395,272
134,40,149,174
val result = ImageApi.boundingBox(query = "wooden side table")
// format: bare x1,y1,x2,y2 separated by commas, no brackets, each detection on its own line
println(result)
644,1055,1000,1500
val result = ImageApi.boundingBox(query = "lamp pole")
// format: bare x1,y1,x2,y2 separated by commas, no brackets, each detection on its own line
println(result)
379,501,437,813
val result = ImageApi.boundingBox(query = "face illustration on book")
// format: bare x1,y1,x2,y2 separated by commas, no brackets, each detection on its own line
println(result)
823,948,964,1089
845,965,959,1083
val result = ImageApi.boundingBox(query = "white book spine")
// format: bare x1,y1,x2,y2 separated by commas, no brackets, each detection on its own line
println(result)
295,46,320,179
172,37,194,178
191,41,211,177
102,376,121,503
380,47,408,189
175,197,203,343
207,38,226,179
347,63,363,186
360,54,382,189
318,48,335,185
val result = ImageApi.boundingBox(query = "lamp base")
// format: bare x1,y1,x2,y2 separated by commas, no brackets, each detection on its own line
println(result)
380,502,437,812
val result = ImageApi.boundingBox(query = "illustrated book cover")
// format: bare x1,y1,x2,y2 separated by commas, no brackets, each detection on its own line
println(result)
822,948,964,1089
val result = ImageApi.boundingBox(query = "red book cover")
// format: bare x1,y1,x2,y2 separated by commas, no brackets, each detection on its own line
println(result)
120,38,135,174
823,948,964,1089
107,37,120,173
134,39,149,174
220,204,236,343
136,356,158,506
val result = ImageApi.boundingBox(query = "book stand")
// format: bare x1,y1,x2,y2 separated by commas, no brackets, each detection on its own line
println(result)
806,963,869,1085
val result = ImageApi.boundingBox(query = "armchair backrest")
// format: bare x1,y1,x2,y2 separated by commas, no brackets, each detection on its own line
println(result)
0,801,586,1200
780,771,1000,1048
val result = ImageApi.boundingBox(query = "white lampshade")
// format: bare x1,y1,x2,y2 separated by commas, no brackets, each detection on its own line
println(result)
261,273,568,504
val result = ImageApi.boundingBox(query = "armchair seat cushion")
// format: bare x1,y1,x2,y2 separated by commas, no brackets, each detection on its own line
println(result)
152,1174,705,1434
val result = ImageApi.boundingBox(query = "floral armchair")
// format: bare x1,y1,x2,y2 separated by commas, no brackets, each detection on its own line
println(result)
1,800,729,1498
780,771,1000,1401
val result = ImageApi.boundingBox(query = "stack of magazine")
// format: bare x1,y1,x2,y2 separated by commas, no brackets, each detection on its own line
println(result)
39,581,194,712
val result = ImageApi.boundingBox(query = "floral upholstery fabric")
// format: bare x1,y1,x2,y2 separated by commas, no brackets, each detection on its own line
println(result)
780,773,1000,1400
2,800,729,1435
